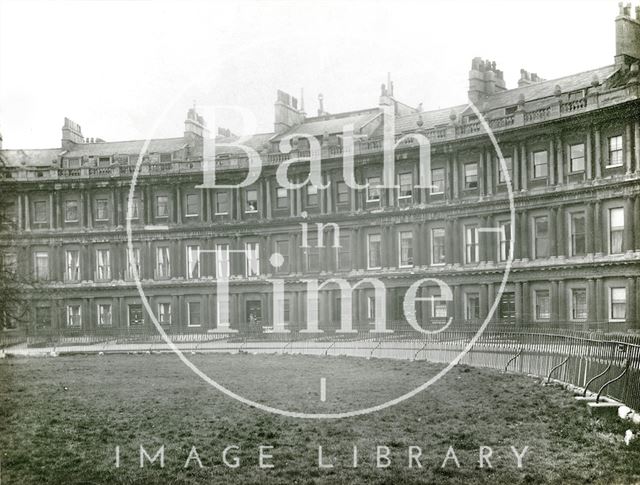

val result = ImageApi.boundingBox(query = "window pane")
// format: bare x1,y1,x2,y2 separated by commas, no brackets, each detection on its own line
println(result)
464,163,478,189
533,151,548,178
215,192,229,214
366,177,381,201
431,168,445,194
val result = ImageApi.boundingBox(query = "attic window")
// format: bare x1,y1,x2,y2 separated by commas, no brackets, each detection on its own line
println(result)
504,105,517,115
64,158,80,168
160,153,172,163
463,114,478,124
98,157,111,167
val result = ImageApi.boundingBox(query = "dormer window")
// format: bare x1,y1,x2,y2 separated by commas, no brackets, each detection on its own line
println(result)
160,153,172,163
504,105,517,115
98,157,111,167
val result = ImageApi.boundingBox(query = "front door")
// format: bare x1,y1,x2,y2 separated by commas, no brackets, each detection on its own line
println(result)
246,300,262,333
129,304,144,327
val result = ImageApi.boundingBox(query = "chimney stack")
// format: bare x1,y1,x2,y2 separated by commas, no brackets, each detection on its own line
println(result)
184,105,207,151
615,2,640,66
518,69,546,87
274,89,305,133
61,117,84,150
468,58,507,103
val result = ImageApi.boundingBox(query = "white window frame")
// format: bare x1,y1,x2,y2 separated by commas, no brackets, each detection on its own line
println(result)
464,225,479,264
430,228,446,266
609,287,626,322
158,302,172,325
156,195,169,218
187,301,202,327
127,247,141,280
66,304,82,327
498,221,511,262
366,176,381,202
306,184,319,206
398,231,413,268
185,193,200,217
498,156,513,184
275,187,288,209
215,243,230,278
534,289,551,321
608,207,624,254
245,242,260,277
569,143,585,173
97,303,112,326
532,150,548,179
367,233,382,269
34,251,49,279
398,172,413,200
245,189,258,213
607,135,623,167
96,248,111,281
570,288,587,321
464,293,480,321
65,249,81,282
95,199,109,221
215,192,229,215
64,200,79,222
186,245,200,279
430,167,445,194
156,246,171,278
463,163,478,189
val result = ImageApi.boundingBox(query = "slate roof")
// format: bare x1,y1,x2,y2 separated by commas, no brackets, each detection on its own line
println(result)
63,137,187,158
0,148,61,167
270,109,380,141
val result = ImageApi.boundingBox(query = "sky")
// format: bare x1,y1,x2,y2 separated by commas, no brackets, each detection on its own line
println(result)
0,0,619,149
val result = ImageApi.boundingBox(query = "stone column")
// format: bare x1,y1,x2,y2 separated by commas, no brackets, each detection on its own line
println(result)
595,278,605,324
49,193,54,230
549,138,556,186
520,210,529,260
594,128,602,178
626,123,633,174
594,201,602,254
587,278,597,326
558,280,566,323
556,205,565,257
486,148,493,196
556,135,564,185
627,277,637,330
522,281,530,323
515,282,523,325
586,203,595,254
175,186,182,224
24,193,30,231
635,121,640,174
624,196,634,252
446,219,455,264
585,130,593,179
479,284,488,320
452,151,459,199
478,149,486,197
520,144,528,190
549,208,557,257
486,215,495,263
512,144,520,191
635,195,640,251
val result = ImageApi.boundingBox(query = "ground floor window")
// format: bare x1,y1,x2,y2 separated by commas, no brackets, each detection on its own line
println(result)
35,306,51,328
534,290,550,320
610,287,626,321
128,304,144,326
98,304,112,326
188,301,202,327
158,303,171,325
571,289,587,320
465,293,480,321
66,304,82,327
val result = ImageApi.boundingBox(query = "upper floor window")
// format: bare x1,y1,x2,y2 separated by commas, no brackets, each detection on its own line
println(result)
2,253,16,272
34,251,49,280
534,215,549,258
96,249,111,281
498,156,513,184
156,246,171,278
306,185,318,206
215,192,229,215
534,290,550,320
464,163,478,189
160,153,172,164
569,144,585,173
98,303,112,326
276,187,288,209
64,200,79,222
532,151,548,179
366,176,381,202
245,242,260,276
609,287,626,321
570,212,586,256
431,228,446,265
608,135,623,167
2,202,16,225
33,200,48,223
245,189,258,213
464,225,479,263
127,247,141,279
156,195,168,218
399,231,413,267
367,233,382,269
304,238,320,272
185,194,199,216
95,199,109,221
98,157,111,167
571,288,587,320
215,244,230,278
431,167,445,194
65,250,81,282
609,207,624,254
66,304,82,327
337,234,351,271
274,240,290,274
336,181,349,204
186,245,200,279
128,197,140,220
398,173,413,199
498,221,511,262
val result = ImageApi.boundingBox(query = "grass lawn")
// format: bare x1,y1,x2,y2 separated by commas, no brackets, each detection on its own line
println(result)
0,352,639,484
